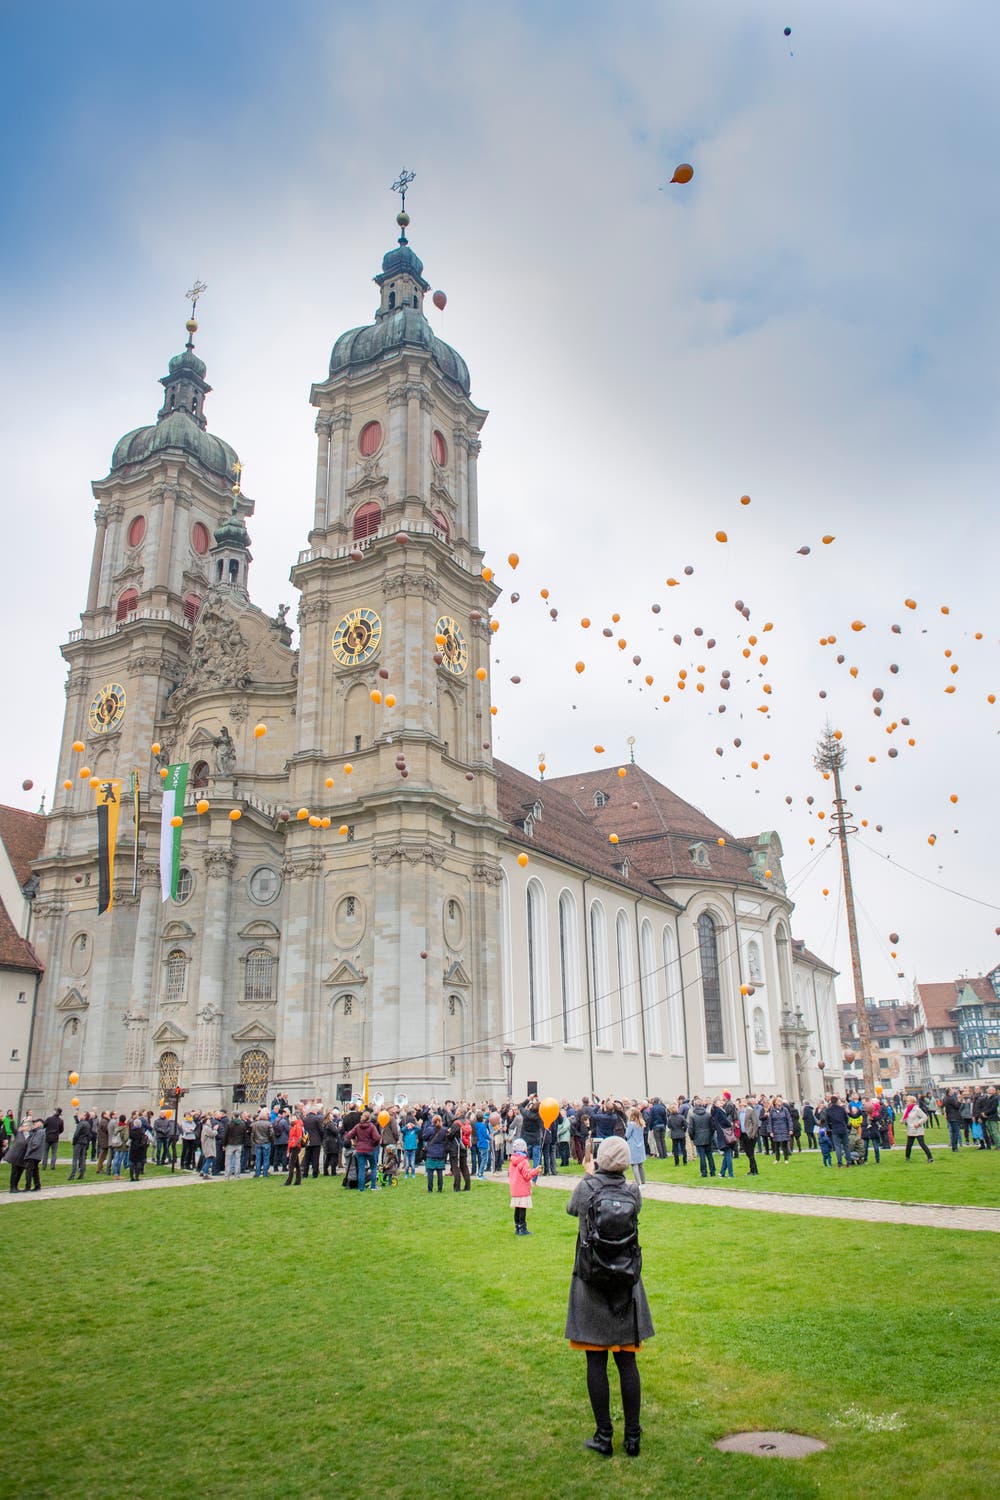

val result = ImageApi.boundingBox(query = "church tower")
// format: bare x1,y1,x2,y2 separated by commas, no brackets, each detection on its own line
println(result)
26,300,256,1111
280,190,506,1100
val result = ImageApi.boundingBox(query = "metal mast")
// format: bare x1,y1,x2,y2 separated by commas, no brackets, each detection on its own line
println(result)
814,727,876,1097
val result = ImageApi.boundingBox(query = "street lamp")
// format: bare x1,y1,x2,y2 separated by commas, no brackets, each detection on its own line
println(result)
500,1047,514,1099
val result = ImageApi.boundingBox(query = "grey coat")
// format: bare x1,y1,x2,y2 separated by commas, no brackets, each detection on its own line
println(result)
564,1172,655,1347
23,1126,46,1163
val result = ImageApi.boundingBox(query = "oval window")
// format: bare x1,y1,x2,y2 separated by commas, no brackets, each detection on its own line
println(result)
191,521,211,555
358,421,383,457
432,430,448,466
127,515,146,548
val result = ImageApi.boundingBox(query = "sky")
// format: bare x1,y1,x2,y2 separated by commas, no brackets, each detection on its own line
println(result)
2,0,999,1004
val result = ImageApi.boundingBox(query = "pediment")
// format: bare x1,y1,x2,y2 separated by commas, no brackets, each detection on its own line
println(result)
162,920,195,941
232,1019,276,1043
56,987,88,1013
443,960,472,987
324,959,367,987
238,919,281,942
152,1020,189,1044
189,725,217,747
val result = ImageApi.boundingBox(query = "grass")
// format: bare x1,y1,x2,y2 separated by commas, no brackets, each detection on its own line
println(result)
2,1171,998,1500
567,1129,1000,1208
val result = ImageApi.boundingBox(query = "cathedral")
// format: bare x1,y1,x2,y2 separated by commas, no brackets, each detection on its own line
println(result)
21,205,844,1117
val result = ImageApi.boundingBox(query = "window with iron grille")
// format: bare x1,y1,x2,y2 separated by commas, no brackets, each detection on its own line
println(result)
165,949,187,1002
244,949,275,1002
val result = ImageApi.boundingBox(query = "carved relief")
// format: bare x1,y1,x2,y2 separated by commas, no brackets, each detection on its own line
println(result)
171,598,251,703
280,855,326,880
384,572,439,602
298,597,331,625
472,864,504,886
371,845,446,869
204,849,236,879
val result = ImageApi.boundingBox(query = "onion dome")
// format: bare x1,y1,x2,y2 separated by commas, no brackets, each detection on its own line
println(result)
110,329,239,477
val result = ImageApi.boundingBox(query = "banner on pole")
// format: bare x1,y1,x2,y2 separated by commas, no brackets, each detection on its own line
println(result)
159,763,189,902
95,779,122,914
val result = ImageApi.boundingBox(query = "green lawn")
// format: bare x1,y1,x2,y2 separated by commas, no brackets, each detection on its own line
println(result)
613,1130,1000,1208
2,1174,998,1500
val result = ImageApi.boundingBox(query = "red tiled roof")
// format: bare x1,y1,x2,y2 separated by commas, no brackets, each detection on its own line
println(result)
914,977,995,1027
0,894,42,973
496,760,678,904
541,764,766,887
0,803,46,888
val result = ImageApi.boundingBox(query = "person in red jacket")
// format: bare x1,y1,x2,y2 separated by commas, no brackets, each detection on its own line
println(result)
285,1113,305,1187
344,1111,382,1193
508,1136,541,1235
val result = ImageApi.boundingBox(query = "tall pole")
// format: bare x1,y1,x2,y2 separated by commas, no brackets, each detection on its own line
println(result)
814,729,877,1097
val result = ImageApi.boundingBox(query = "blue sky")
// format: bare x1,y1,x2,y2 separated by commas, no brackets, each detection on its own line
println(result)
3,1,999,997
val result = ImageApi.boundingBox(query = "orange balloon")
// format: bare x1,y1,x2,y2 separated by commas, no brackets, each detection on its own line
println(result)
325,777,334,788
594,744,605,754
377,1110,390,1127
229,808,241,821
609,833,619,844
370,689,382,704
517,852,529,868
671,163,694,184
196,799,209,815
740,495,751,506
507,553,519,570
253,723,267,739
344,764,353,774
72,740,85,754
79,766,91,779
580,617,591,628
170,815,183,828
574,662,585,674
617,768,627,779
339,825,349,836
715,530,728,543
539,1096,560,1128
63,780,72,791
68,1071,79,1086
384,694,396,707
476,667,487,681
71,1098,80,1109
482,567,493,582
150,742,161,756
297,808,310,820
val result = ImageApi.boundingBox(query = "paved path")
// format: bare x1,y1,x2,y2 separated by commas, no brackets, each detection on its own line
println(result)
537,1175,1000,1233
5,1170,1000,1232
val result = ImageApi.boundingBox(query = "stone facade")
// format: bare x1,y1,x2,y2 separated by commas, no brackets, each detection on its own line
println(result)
22,220,842,1117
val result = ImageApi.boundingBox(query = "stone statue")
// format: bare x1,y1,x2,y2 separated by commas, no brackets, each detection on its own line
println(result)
274,602,289,626
213,725,237,776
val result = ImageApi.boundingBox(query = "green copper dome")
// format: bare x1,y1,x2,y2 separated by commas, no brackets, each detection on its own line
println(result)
111,412,239,477
380,243,425,281
330,307,471,396
110,340,239,477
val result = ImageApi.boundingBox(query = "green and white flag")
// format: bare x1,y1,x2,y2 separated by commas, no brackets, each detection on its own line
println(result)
159,762,189,902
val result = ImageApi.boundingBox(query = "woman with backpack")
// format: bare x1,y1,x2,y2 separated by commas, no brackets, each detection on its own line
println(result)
565,1135,654,1459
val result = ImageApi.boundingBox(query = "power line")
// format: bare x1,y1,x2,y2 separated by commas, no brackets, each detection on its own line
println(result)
854,837,1000,912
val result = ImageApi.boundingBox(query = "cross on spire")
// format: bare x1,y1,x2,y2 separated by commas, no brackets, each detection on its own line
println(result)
184,279,207,350
391,169,416,244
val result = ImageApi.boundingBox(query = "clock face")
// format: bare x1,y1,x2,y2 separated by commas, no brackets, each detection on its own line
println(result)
436,615,468,676
89,682,127,735
332,607,382,667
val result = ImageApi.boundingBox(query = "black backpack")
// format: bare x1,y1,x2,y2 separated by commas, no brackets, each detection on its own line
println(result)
578,1181,641,1291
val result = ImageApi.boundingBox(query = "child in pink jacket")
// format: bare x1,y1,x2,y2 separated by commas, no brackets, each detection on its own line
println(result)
508,1137,541,1236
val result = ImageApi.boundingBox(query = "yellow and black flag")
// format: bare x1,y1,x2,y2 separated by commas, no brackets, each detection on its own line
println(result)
95,779,122,914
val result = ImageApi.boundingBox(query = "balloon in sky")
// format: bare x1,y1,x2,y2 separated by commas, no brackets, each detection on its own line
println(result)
508,553,519,569
784,26,791,36
21,779,32,791
670,163,694,184
432,290,447,310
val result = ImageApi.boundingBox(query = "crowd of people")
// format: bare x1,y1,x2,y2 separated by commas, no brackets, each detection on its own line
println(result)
3,1083,996,1194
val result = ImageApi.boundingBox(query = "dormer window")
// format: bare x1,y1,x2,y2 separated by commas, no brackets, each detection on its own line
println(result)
689,842,710,869
594,791,609,809
522,816,534,839
532,799,542,821
618,858,630,879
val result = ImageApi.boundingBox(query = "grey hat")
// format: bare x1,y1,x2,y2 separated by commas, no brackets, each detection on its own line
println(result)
596,1136,630,1173
512,1138,527,1153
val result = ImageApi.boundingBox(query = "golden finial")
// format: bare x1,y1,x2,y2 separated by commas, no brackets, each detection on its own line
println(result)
185,279,207,349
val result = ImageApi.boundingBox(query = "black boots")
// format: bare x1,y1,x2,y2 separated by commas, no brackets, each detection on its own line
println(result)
624,1428,642,1457
584,1431,613,1457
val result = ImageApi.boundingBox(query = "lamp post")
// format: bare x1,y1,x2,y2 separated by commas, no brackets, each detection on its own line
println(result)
500,1047,514,1099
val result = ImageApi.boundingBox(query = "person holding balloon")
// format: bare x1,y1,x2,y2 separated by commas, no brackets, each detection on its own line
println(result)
508,1136,541,1235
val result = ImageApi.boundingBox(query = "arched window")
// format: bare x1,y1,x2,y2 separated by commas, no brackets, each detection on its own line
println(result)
640,918,661,1053
526,880,549,1042
663,926,683,1055
590,901,611,1047
191,522,211,555
127,515,146,548
240,1048,269,1105
116,587,138,622
184,594,201,625
244,949,275,1002
158,1050,179,1099
432,430,448,466
558,891,582,1046
164,949,187,1003
698,913,725,1054
191,760,209,789
353,501,382,541
616,911,638,1051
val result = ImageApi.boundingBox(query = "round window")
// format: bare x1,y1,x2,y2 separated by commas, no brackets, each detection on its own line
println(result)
333,894,366,946
443,896,465,949
127,515,147,548
358,421,383,457
68,932,92,977
175,868,194,904
191,521,211,555
248,866,282,905
432,430,448,467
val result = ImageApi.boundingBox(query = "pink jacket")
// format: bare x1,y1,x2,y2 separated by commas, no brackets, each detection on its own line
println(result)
508,1151,539,1198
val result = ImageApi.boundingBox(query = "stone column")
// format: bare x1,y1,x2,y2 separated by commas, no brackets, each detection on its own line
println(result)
275,851,325,1089
466,436,482,547
294,597,331,752
329,409,351,530
86,508,108,614
155,486,177,591
313,414,332,532
198,847,235,1029
405,385,421,498
128,863,161,1015
98,500,126,605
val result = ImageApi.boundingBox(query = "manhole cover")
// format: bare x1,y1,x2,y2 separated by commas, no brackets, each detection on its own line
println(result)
715,1431,827,1458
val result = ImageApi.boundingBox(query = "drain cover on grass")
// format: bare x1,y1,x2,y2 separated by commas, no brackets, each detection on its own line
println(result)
716,1431,827,1458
